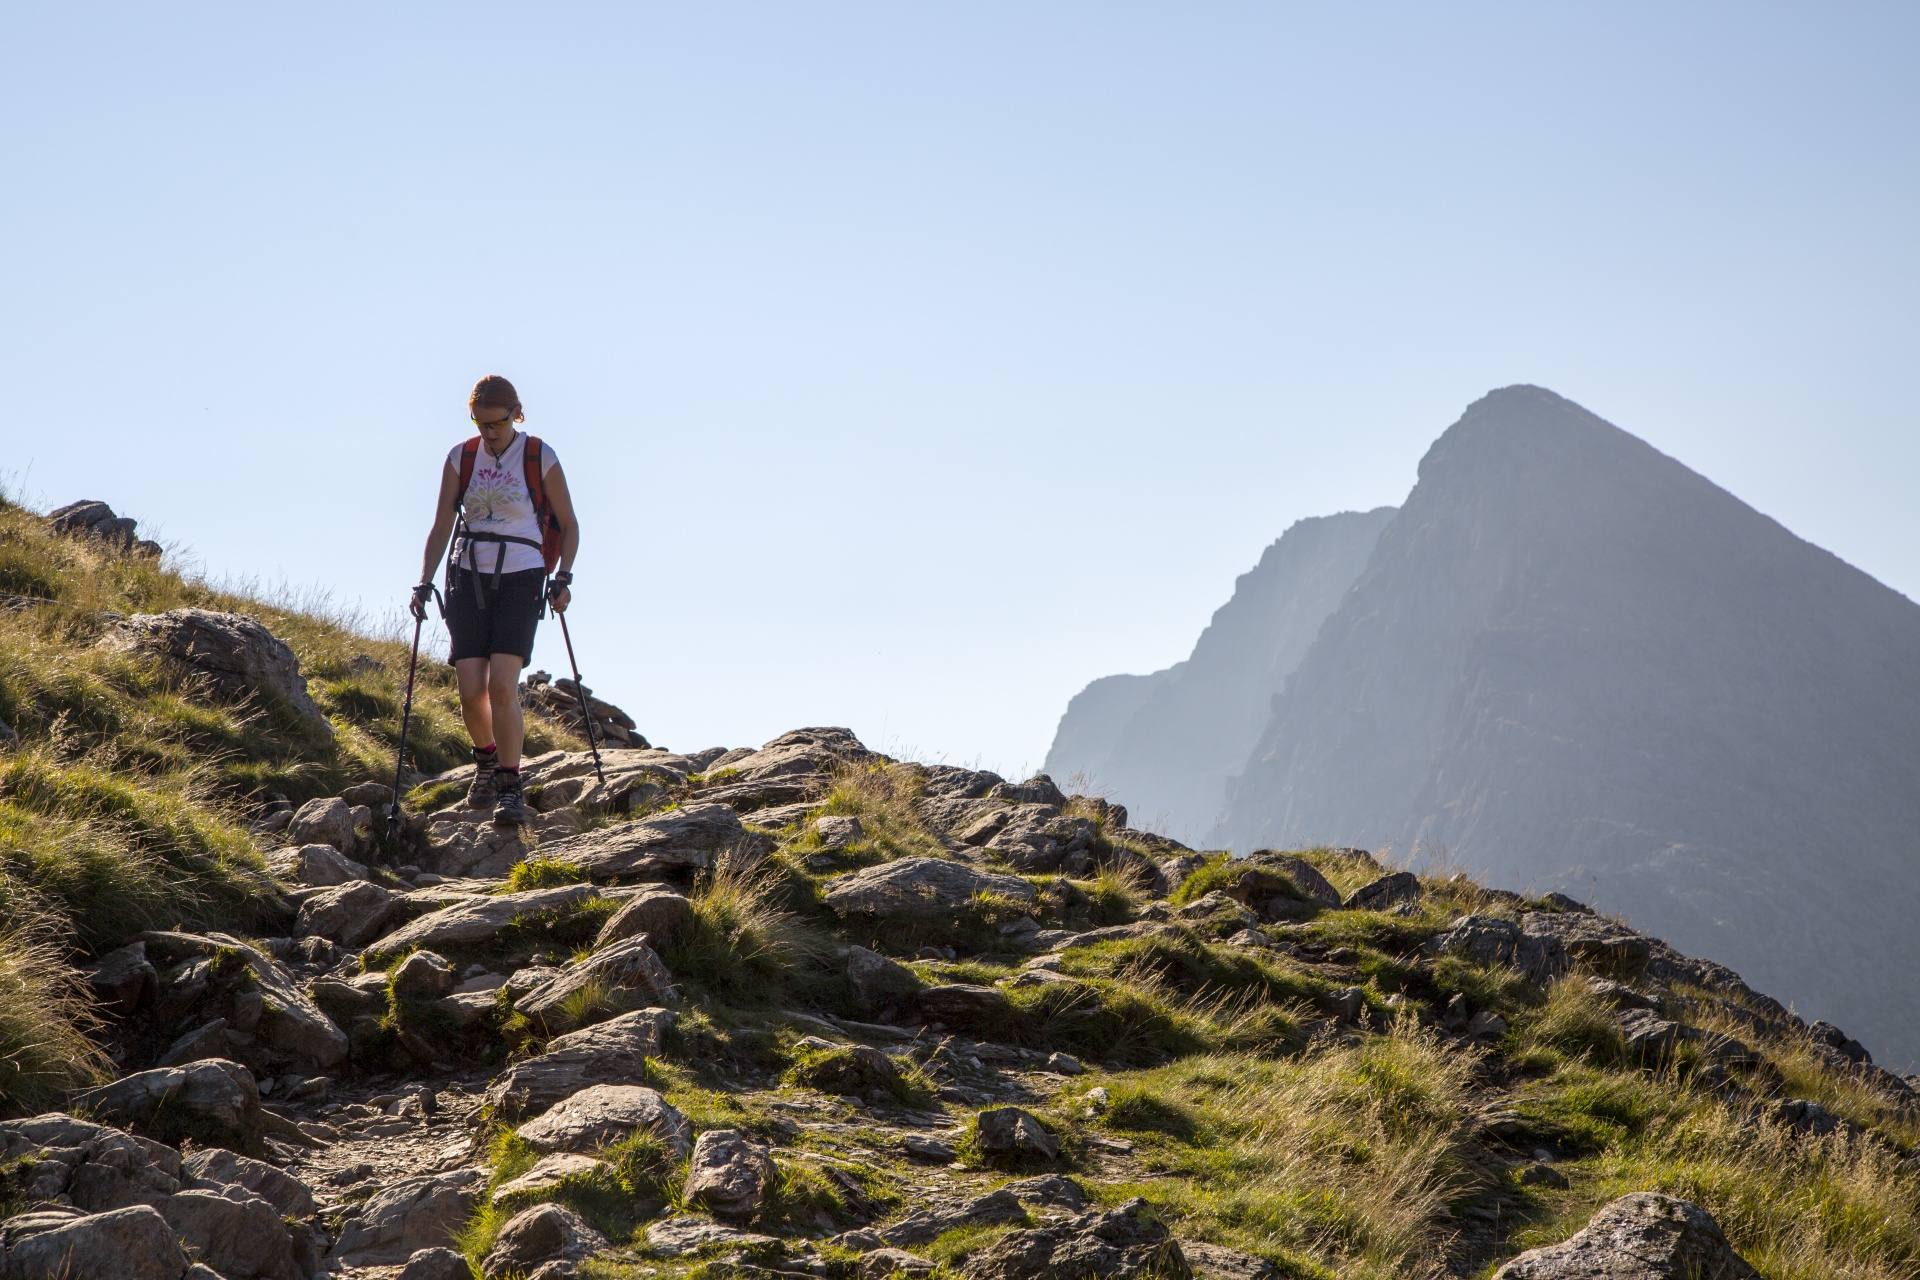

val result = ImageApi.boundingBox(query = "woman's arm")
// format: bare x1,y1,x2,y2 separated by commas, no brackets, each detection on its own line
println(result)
543,462,580,613
418,460,461,584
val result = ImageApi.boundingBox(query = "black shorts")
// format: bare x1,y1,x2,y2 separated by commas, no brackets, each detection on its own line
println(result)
445,567,544,665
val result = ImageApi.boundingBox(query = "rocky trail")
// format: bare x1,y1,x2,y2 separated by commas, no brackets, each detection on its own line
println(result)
1,562,1917,1278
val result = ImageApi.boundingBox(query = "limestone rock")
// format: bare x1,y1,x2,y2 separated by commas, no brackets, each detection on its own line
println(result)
1003,1175,1088,1210
482,1203,607,1280
988,776,1068,807
815,814,865,849
879,1189,1029,1247
73,1058,264,1155
182,1147,316,1218
540,803,767,879
0,1114,184,1211
491,1154,604,1207
1181,1241,1279,1280
1492,1192,1757,1278
160,1187,298,1280
961,1197,1186,1280
81,941,158,1016
824,857,1037,919
847,945,922,1014
645,1216,778,1256
156,1018,230,1068
919,984,1012,1025
484,1008,676,1121
101,609,331,737
373,884,600,956
974,1107,1058,1161
418,811,531,880
288,797,357,853
515,1084,693,1156
593,888,694,949
1427,915,1570,984
683,1129,775,1218
267,843,367,887
1521,911,1654,981
0,1204,193,1280
863,1247,939,1278
329,1169,487,1267
398,1247,476,1280
392,950,456,1001
515,936,678,1033
296,880,398,947
1344,871,1422,912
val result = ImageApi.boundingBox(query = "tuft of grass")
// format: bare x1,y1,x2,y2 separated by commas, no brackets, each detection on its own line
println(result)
661,868,836,1006
0,922,112,1116
505,856,591,893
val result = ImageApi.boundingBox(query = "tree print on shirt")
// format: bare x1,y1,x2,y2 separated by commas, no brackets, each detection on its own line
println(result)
464,468,519,526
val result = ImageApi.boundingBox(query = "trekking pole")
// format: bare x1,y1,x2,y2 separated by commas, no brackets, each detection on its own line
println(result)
387,585,440,843
555,609,607,787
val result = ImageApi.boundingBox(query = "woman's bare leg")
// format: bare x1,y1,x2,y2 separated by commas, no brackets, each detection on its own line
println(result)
488,654,526,768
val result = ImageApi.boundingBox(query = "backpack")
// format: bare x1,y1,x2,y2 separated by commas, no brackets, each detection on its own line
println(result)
453,434,564,575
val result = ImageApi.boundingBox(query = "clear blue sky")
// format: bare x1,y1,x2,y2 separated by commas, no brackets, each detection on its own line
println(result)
3,4,1915,773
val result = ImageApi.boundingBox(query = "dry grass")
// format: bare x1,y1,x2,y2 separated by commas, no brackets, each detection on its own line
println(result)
0,921,112,1114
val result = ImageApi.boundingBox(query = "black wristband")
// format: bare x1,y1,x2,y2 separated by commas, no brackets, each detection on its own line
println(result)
551,570,574,586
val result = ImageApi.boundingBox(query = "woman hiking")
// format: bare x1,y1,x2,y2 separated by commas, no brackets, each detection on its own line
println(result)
411,375,580,826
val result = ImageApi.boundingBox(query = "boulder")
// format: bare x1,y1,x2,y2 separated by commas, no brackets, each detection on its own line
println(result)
514,1084,693,1156
987,776,1068,807
100,609,331,736
1003,1175,1088,1210
491,1154,605,1207
182,1147,316,1218
593,888,694,948
847,946,922,1014
81,941,157,1016
864,1248,939,1279
879,1189,1029,1247
399,1247,476,1280
73,1058,264,1155
824,857,1037,919
1344,871,1422,912
1427,915,1570,984
1492,1192,1757,1278
644,1215,778,1256
1231,853,1342,913
1520,912,1655,981
0,1204,193,1280
329,1169,488,1268
133,931,346,1066
919,984,1013,1025
296,880,398,947
160,1187,298,1280
0,1114,184,1211
267,843,367,887
372,884,601,956
1181,1241,1279,1280
156,1018,230,1068
484,1008,676,1121
683,1129,775,1218
482,1203,607,1280
391,950,456,1001
515,936,678,1033
974,1108,1058,1161
961,1198,1186,1280
540,803,768,879
815,815,865,849
287,797,357,853
418,811,532,880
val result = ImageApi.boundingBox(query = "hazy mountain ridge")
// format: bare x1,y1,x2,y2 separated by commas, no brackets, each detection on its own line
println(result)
1052,386,1920,1067
1044,507,1395,840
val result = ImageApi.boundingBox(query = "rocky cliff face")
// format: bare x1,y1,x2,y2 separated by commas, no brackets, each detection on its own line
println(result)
1217,386,1920,1067
1044,508,1395,841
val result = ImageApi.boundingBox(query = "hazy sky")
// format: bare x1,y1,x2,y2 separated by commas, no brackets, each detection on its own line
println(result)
4,4,1915,775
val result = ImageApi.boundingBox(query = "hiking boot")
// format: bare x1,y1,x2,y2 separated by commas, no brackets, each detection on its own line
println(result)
492,775,526,827
466,764,498,810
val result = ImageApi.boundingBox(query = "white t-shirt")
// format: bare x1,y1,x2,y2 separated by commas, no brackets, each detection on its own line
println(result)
448,432,561,575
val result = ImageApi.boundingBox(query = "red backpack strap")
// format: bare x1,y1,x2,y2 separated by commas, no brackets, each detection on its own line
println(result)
522,436,549,519
455,437,481,506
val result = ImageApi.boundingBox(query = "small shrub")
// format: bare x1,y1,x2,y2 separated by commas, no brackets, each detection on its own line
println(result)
662,869,836,1006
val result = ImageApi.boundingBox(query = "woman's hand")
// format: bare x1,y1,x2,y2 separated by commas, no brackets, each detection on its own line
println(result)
547,574,572,614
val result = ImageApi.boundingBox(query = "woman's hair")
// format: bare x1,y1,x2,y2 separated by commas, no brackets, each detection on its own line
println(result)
469,375,524,422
